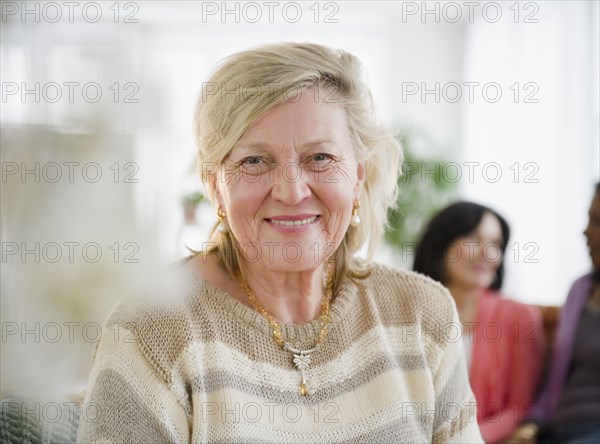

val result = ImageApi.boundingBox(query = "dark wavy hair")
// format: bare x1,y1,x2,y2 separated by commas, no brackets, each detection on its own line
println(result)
413,201,510,290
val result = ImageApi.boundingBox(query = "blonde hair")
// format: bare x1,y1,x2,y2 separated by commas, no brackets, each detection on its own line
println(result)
194,42,402,286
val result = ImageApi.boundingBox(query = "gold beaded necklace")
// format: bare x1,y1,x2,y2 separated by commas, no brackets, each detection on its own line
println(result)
238,266,333,397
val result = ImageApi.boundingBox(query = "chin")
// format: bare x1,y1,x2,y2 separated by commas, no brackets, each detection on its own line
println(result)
255,245,329,273
263,258,324,274
475,276,494,290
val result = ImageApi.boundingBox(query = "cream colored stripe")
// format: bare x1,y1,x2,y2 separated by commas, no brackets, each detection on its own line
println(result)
314,324,444,386
172,324,443,393
190,369,436,443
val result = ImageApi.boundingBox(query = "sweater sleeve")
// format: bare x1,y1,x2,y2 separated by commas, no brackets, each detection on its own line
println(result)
530,274,591,424
76,321,190,443
431,291,484,444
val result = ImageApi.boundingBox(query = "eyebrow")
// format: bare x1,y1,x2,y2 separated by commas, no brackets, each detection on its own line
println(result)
233,139,338,152
301,139,339,149
233,142,270,152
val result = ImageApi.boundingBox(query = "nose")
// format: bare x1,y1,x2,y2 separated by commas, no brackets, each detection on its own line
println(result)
475,243,487,262
270,163,311,205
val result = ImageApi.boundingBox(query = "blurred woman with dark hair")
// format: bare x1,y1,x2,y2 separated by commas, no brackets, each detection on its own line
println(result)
414,202,545,443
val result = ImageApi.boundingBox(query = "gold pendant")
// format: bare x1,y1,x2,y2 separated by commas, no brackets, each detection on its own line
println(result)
299,382,308,396
293,351,310,396
285,345,315,397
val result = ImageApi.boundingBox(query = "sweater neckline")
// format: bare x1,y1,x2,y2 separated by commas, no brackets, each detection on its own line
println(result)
183,266,359,345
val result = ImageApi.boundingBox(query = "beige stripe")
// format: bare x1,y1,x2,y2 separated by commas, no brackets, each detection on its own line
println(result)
190,370,438,443
189,377,480,443
120,263,455,385
78,327,189,442
171,325,437,393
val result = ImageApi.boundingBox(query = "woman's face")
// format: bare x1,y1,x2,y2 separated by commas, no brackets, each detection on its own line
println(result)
584,190,600,271
443,212,504,291
214,87,365,273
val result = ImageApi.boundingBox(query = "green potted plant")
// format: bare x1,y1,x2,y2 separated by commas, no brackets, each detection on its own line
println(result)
385,128,458,261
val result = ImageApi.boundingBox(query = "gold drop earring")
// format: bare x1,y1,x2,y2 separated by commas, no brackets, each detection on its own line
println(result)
217,208,228,234
350,200,361,227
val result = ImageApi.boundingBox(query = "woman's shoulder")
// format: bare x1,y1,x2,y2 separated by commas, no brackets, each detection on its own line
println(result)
481,290,542,324
106,260,210,324
570,272,594,288
356,258,449,292
98,261,219,382
565,273,594,304
352,258,456,319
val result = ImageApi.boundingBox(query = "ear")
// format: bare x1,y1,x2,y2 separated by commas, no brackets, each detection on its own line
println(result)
209,173,225,212
354,162,366,200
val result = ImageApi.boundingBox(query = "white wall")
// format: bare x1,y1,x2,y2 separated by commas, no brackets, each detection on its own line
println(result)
461,1,599,304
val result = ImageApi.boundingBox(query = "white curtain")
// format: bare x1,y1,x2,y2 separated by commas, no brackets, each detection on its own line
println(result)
461,1,599,305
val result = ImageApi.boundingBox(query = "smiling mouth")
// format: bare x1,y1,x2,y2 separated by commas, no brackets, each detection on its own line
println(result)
267,216,319,227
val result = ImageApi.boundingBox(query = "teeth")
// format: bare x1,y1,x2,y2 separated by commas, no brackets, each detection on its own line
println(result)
270,216,317,226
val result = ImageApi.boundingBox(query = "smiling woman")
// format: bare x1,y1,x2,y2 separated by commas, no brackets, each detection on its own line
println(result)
77,43,484,443
214,87,363,279
413,202,545,443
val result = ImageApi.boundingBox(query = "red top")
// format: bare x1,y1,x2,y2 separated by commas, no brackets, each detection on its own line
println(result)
469,290,545,443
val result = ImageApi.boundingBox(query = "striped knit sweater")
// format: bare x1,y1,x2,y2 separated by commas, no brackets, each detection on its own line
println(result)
77,260,483,443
